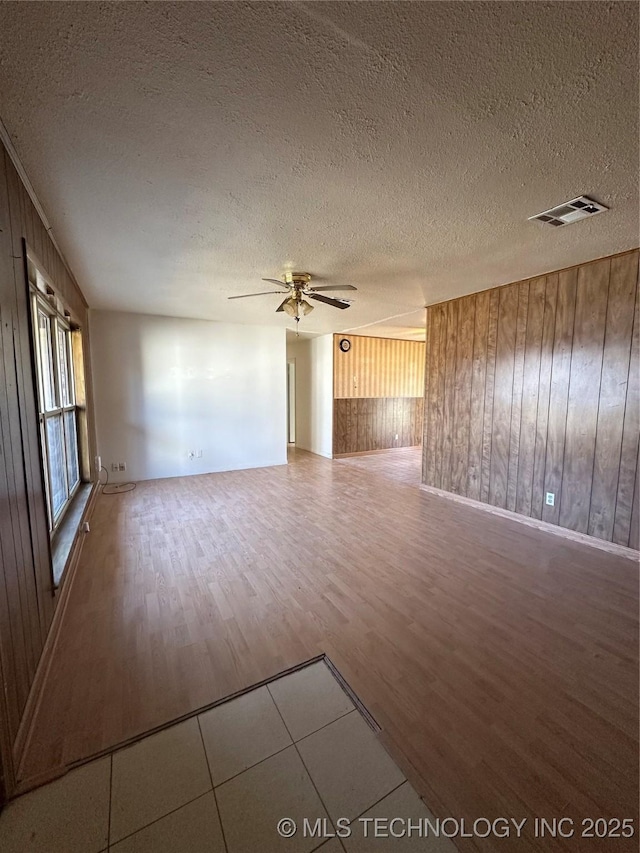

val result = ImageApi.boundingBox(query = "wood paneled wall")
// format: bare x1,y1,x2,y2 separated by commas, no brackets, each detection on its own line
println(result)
0,141,94,799
333,334,426,455
423,249,640,548
333,397,424,455
333,334,424,398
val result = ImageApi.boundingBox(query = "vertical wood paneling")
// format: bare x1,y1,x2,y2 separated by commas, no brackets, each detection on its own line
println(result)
440,300,458,493
516,277,545,516
559,258,610,533
0,140,95,800
5,158,53,645
433,304,447,489
480,290,499,502
489,284,518,508
467,291,489,499
629,452,640,550
422,249,640,548
613,254,640,545
332,333,426,455
333,334,425,399
589,253,637,539
0,157,38,726
451,296,475,494
423,308,435,483
0,322,26,759
531,275,557,518
506,283,529,511
542,267,577,526
332,398,423,454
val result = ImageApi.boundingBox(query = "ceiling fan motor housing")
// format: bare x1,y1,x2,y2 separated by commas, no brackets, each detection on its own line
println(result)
284,272,312,286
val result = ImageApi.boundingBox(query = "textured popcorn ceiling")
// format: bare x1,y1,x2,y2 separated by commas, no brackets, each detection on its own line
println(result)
0,1,637,339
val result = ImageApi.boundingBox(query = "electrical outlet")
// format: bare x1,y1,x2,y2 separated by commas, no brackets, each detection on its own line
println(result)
395,434,399,441
118,462,127,472
545,492,555,507
111,463,118,472
188,450,195,460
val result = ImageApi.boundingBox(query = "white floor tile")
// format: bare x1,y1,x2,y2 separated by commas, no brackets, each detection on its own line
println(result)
216,744,329,853
268,662,354,741
109,792,225,853
110,718,211,843
199,685,292,785
342,782,457,851
0,757,110,853
297,711,405,821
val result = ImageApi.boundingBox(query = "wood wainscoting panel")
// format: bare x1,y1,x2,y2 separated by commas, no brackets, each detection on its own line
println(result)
333,397,423,455
333,334,426,456
423,249,640,548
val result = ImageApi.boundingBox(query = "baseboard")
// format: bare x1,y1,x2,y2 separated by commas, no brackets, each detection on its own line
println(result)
12,482,100,786
291,445,333,459
419,483,639,560
334,445,421,459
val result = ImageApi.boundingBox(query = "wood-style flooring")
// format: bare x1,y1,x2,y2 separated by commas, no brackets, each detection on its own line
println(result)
20,448,639,851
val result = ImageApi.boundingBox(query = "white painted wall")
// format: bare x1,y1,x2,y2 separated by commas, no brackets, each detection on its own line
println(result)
91,311,287,482
286,335,333,458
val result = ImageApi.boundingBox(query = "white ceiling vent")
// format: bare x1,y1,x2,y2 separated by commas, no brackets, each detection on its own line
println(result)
529,196,608,227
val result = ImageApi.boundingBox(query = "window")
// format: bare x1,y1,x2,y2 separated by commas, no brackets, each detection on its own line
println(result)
30,268,82,531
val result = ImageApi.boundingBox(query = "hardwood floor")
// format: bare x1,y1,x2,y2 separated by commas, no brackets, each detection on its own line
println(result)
19,448,638,851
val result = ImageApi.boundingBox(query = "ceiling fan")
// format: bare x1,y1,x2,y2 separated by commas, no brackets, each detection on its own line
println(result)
228,272,357,332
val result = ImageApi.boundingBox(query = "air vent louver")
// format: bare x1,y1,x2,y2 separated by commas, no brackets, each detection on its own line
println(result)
529,196,608,227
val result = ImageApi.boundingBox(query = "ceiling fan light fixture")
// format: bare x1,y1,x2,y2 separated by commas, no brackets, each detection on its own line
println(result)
282,299,297,317
228,272,356,328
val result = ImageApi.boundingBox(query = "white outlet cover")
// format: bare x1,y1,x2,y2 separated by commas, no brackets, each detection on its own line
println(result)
545,492,555,506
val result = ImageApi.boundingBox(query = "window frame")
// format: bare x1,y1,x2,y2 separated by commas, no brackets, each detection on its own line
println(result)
29,268,82,532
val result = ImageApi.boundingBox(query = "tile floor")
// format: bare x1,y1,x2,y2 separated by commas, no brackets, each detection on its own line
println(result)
0,659,457,852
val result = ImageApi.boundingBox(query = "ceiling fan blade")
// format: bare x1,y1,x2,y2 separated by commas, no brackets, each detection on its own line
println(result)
261,278,290,289
307,285,357,292
308,293,351,309
275,298,289,313
228,291,285,300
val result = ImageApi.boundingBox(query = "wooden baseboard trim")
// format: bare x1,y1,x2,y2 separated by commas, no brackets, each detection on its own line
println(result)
419,483,639,560
13,482,100,786
334,445,421,459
